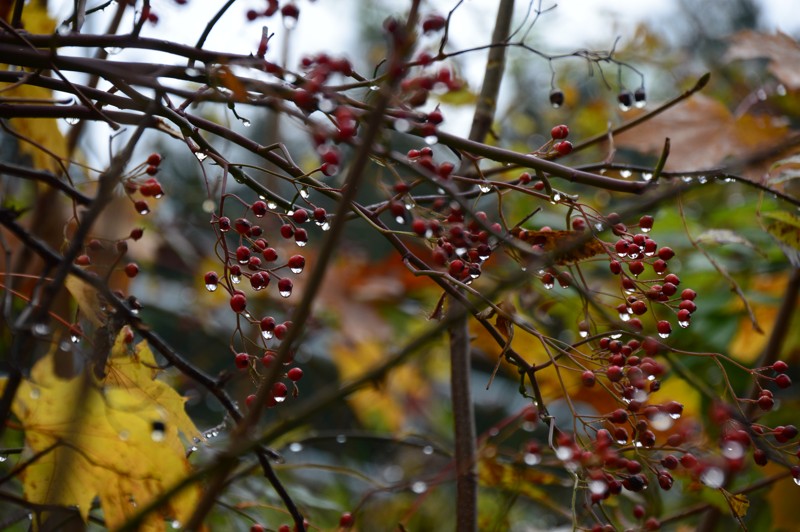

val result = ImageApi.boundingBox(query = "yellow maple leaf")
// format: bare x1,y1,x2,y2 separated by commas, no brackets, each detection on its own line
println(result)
1,332,202,530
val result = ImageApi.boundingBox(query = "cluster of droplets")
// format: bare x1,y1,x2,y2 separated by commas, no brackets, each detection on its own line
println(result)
202,198,326,408
604,213,699,338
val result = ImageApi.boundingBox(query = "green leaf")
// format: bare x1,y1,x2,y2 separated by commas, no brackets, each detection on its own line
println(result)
761,210,800,266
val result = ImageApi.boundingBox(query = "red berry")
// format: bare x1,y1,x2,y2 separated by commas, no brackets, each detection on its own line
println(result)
615,239,629,255
639,215,654,230
218,216,231,231
550,124,569,139
664,273,680,285
287,367,303,381
661,455,679,470
677,309,692,322
280,224,294,239
292,209,309,224
272,381,288,399
658,247,675,261
313,207,327,222
553,141,573,156
776,374,792,389
607,365,623,382
581,370,596,387
278,278,293,297
679,453,697,469
281,3,299,20
230,293,247,313
134,200,150,214
421,14,446,33
288,254,305,272
146,153,161,166
234,218,251,235
631,300,648,315
124,262,139,278
75,254,91,266
753,449,768,466
448,259,464,276
628,261,644,276
679,300,697,313
294,228,308,245
653,259,668,274
252,200,268,217
608,408,628,424
609,260,622,274
234,352,250,369
681,288,696,300
656,320,672,337
757,394,774,411
339,512,355,528
772,360,789,373
274,323,288,340
263,248,279,261
236,246,251,263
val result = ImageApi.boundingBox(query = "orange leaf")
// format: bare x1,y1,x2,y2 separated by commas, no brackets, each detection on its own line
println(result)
725,31,800,89
514,229,606,264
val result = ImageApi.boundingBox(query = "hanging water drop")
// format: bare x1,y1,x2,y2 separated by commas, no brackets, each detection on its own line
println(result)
336,434,347,444
678,320,690,329
424,135,438,145
700,467,725,488
610,333,622,339
289,442,303,452
64,116,80,126
422,445,434,455
620,169,632,178
478,183,492,193
267,200,278,209
411,481,428,494
195,152,207,162
320,222,331,231
394,118,411,132
523,452,541,465
261,330,273,340
296,240,307,247
242,119,251,128
299,187,310,199
579,330,588,338
231,274,241,284
619,312,631,322
279,289,291,297
151,421,166,442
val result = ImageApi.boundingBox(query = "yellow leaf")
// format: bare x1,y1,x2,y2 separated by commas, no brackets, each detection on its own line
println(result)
722,490,750,519
64,275,107,327
1,4,68,172
478,451,561,503
8,338,202,530
330,339,429,432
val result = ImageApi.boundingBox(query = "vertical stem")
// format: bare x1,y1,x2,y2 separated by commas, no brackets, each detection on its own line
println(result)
450,1,514,530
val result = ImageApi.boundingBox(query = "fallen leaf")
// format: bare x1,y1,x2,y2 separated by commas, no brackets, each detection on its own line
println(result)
761,210,800,267
513,229,606,264
725,31,800,89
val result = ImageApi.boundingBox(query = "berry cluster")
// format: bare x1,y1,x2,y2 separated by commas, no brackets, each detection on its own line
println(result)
124,152,166,216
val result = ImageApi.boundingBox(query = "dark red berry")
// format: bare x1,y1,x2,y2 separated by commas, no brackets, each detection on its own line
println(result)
230,293,247,313
776,374,792,389
553,141,573,156
549,89,565,107
550,124,569,139
124,262,139,278
235,352,250,369
146,153,162,166
658,247,675,261
772,360,789,373
292,209,309,224
581,370,596,387
287,367,303,381
639,215,654,230
288,254,305,272
280,224,294,239
339,512,355,528
278,278,293,296
252,200,268,217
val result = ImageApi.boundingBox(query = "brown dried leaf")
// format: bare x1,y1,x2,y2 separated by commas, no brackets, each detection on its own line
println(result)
725,30,800,89
514,229,605,264
616,94,789,170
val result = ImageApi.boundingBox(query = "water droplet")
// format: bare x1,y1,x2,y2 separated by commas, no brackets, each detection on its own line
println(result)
634,98,647,109
588,480,607,495
633,389,649,402
0,455,6,463
642,172,653,182
290,266,303,274
261,330,273,340
195,152,207,161
756,89,768,101
318,99,334,113
32,323,50,337
29,387,40,399
424,135,439,146
283,16,297,29
267,200,278,209
238,258,249,265
616,437,627,445
422,445,434,455
394,118,411,132
205,283,218,292
777,84,787,96
579,330,588,338
551,193,562,204
523,452,541,465
201,199,215,213
171,520,181,529
336,434,347,444
395,215,405,224
618,101,631,112
619,312,631,322
610,333,622,339
279,290,291,298
522,421,536,432
151,427,166,442
650,412,673,431
185,67,201,77
296,240,307,248
299,187,310,199
722,441,744,460
543,281,554,290
700,467,725,488
620,169,632,178
104,47,122,55
70,333,81,343
321,222,331,231
275,394,286,402
658,331,670,339
231,275,241,284
697,175,708,184
64,116,80,125
555,446,573,461
383,465,403,483
411,481,427,494
794,477,800,486
642,227,652,235
478,184,493,193
119,430,130,441
681,175,693,183
669,412,682,420
404,201,415,211
289,442,303,452
137,204,150,215
242,119,251,127
369,85,380,91
678,320,690,329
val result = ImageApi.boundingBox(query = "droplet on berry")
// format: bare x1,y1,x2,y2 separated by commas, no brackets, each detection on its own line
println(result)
657,320,672,338
278,278,293,298
134,200,150,215
618,90,633,111
204,271,219,291
288,254,305,273
252,200,268,217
